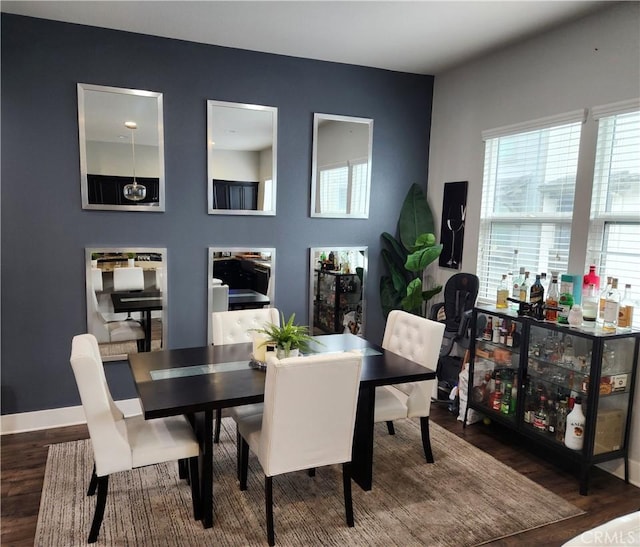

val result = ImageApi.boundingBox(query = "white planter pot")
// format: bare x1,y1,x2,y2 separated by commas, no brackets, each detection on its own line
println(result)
276,347,299,359
128,258,135,267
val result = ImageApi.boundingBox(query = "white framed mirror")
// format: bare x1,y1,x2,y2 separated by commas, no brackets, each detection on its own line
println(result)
78,83,165,211
85,247,167,362
207,247,276,344
309,246,367,336
310,114,373,219
207,100,277,215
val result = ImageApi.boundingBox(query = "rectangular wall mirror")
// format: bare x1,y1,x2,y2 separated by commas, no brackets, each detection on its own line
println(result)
86,247,167,362
310,114,373,219
207,100,277,215
309,246,367,336
207,247,276,344
78,83,165,211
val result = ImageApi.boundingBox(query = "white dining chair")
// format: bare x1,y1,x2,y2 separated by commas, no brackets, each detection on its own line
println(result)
210,308,280,443
70,334,201,543
374,310,445,462
235,351,363,546
113,266,145,291
88,289,145,351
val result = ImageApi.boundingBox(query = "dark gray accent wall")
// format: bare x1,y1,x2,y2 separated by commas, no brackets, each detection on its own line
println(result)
1,14,434,415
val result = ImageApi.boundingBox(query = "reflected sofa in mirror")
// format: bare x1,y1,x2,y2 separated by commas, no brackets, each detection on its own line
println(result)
309,247,367,336
207,100,277,215
78,83,165,211
310,114,373,219
207,247,276,344
86,247,167,362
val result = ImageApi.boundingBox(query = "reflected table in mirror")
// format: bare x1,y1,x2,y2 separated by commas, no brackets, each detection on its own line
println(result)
228,288,270,310
111,290,162,352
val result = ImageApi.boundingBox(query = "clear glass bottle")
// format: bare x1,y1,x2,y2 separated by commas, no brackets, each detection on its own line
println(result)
519,271,531,303
496,274,509,309
545,277,560,321
512,267,525,305
617,284,634,331
564,397,586,450
555,400,568,443
603,278,620,331
540,272,549,295
530,274,545,306
583,265,600,298
582,283,598,325
598,276,613,324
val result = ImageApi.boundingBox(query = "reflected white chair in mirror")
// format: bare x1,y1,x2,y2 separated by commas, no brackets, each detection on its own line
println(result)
374,310,445,462
211,283,229,313
210,307,280,443
91,268,104,292
70,334,201,543
113,267,145,320
236,351,363,546
88,288,145,351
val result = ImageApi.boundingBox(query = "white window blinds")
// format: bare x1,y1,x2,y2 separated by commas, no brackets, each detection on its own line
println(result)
478,119,583,301
317,159,368,215
586,107,640,322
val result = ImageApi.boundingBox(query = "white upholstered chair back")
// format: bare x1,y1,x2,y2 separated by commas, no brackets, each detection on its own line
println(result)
70,334,131,476
91,268,104,292
211,284,229,313
258,352,362,477
113,267,145,291
211,308,280,346
382,310,445,417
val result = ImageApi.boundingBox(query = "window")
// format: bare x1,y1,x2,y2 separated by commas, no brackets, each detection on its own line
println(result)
317,159,369,215
477,112,584,301
587,107,640,323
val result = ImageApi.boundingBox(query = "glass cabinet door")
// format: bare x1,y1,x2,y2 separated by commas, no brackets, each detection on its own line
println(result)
471,313,522,423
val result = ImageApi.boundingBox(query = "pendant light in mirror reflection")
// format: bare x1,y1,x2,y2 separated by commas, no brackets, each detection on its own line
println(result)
309,247,367,336
122,122,147,202
310,114,373,219
77,83,165,211
207,100,278,216
85,247,167,362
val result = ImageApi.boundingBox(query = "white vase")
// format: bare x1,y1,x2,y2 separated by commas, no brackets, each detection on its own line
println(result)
128,258,135,267
276,347,299,359
91,259,98,268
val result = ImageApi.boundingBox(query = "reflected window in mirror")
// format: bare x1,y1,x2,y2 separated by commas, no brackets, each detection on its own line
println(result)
77,84,165,211
310,114,373,219
309,247,367,336
86,248,167,362
207,100,277,216
207,247,276,344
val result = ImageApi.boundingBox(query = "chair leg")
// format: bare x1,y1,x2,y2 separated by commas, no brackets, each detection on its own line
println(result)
178,458,188,481
265,475,275,546
386,421,395,435
136,339,145,353
420,416,434,463
308,468,316,477
87,464,98,496
88,475,109,543
342,462,354,527
236,427,242,481
188,455,202,521
239,436,249,491
214,409,222,444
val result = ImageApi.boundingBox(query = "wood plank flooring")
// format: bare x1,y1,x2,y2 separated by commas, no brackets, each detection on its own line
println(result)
2,406,639,546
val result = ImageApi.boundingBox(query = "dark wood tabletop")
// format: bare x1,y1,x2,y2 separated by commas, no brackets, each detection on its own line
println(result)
227,288,270,310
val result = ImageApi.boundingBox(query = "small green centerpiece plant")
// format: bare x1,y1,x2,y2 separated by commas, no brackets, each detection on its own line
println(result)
253,312,315,358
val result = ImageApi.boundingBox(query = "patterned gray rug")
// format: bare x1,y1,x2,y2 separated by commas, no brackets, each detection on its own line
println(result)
35,418,583,546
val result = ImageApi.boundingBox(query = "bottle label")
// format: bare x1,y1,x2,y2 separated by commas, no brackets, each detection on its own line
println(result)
496,289,508,308
533,415,546,430
603,301,619,324
618,305,634,328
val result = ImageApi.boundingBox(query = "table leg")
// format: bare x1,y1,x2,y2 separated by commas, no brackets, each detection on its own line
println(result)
192,411,214,527
351,385,375,491
144,310,152,352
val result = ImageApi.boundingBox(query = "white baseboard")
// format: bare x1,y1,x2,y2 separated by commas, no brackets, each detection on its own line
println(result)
0,399,142,435
597,458,640,489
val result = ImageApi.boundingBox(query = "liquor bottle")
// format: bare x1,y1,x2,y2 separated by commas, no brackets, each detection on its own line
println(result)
568,305,583,327
523,383,536,424
501,382,513,415
499,319,507,345
582,283,598,324
507,249,519,293
490,373,502,411
545,277,560,321
564,396,586,450
555,400,568,443
496,274,509,309
582,265,600,298
557,290,573,325
519,271,531,303
598,276,613,324
512,267,525,306
547,400,558,435
617,284,634,331
530,274,545,306
540,272,549,295
533,395,549,431
602,278,620,331
492,320,501,343
506,322,516,347
483,317,493,341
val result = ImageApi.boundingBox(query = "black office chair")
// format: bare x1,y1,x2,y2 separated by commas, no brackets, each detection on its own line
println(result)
429,273,479,406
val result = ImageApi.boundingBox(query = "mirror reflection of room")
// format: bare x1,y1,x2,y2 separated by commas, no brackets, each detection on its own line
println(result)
78,83,164,210
207,100,277,215
311,114,373,218
87,248,165,362
310,247,367,336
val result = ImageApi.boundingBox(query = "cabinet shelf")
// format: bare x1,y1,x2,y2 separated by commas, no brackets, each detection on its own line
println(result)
465,305,640,495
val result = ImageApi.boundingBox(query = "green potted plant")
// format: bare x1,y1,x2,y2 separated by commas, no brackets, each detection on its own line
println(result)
253,312,315,358
126,252,136,267
91,252,100,268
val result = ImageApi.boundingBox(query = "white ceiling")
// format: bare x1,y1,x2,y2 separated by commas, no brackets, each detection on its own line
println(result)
1,0,612,75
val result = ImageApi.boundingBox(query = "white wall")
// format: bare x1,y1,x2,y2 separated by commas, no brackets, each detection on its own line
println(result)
427,2,640,485
211,149,260,181
86,141,159,177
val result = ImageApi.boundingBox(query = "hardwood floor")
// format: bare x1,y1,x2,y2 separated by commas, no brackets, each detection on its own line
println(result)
2,407,639,546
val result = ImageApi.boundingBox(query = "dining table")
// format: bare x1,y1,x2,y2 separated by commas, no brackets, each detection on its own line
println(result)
111,289,162,352
227,288,270,310
127,333,436,529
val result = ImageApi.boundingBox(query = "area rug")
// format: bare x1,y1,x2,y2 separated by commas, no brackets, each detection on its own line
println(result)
35,418,583,546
